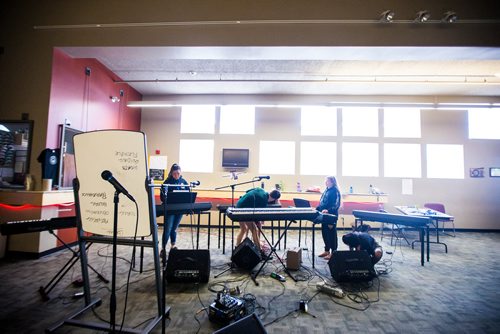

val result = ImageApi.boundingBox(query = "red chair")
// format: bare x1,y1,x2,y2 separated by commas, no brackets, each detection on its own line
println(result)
424,203,455,237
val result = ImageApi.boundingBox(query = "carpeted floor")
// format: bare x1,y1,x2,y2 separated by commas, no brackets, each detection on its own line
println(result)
1,226,500,333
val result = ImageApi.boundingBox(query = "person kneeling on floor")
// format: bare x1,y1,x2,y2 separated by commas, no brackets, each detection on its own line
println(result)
342,232,383,264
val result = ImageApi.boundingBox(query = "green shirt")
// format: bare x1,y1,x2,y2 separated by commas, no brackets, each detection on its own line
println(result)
236,187,268,208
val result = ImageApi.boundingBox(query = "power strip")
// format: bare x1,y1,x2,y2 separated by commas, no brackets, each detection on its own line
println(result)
316,283,345,298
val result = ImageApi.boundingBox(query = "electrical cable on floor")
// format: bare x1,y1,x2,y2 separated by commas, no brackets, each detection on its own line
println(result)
194,282,209,334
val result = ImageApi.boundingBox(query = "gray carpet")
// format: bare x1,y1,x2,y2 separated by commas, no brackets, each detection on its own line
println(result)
1,226,500,334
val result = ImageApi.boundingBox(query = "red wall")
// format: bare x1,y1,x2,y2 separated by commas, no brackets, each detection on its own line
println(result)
46,48,142,148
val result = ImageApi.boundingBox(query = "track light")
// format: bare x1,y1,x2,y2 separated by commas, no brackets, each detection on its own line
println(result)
442,11,458,23
415,10,431,23
110,96,120,103
380,10,395,23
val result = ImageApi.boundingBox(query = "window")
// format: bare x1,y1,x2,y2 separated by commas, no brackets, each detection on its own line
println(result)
342,143,379,176
180,105,215,134
384,143,421,178
342,107,378,137
301,107,337,136
259,141,295,175
384,108,421,138
220,105,255,134
468,108,500,139
179,139,214,172
300,142,337,175
426,144,464,179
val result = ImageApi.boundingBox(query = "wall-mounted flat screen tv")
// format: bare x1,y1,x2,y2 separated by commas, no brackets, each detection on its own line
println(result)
222,148,249,168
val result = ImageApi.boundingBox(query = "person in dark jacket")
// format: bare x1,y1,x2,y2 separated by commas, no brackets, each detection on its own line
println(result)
160,163,188,251
235,187,281,253
342,232,383,264
316,176,341,260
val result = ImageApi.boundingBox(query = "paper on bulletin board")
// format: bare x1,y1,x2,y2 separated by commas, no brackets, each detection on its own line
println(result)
402,179,413,195
149,155,167,170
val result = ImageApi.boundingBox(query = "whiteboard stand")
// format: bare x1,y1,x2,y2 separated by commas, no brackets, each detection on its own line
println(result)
47,130,168,334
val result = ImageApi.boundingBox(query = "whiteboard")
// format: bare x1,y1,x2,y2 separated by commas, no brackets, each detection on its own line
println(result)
74,130,152,237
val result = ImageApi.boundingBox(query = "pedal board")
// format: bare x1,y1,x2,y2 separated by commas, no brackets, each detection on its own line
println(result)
208,293,245,325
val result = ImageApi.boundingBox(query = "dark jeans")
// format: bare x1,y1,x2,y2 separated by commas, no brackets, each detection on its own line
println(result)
162,214,182,249
321,222,338,252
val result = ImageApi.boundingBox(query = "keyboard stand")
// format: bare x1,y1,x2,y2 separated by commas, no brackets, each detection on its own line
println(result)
39,230,108,301
252,220,297,286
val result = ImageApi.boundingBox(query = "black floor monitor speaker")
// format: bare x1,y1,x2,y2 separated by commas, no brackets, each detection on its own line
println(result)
212,313,267,334
328,250,377,282
231,237,261,270
166,249,210,283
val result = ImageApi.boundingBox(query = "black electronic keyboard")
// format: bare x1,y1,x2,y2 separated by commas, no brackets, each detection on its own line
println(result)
226,207,321,222
155,202,212,217
352,210,431,227
1,217,77,235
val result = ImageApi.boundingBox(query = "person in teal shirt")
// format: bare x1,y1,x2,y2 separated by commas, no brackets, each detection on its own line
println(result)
235,188,281,253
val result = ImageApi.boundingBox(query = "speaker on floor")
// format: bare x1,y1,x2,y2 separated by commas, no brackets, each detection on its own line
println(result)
231,237,261,270
166,249,210,283
327,250,377,282
212,313,267,334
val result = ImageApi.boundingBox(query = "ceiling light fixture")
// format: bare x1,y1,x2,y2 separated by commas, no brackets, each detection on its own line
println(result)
442,11,458,23
415,10,431,23
110,96,120,103
380,10,395,23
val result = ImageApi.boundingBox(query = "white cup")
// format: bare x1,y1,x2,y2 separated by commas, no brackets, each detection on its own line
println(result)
42,178,53,191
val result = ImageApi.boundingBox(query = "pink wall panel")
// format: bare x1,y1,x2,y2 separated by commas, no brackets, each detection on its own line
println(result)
46,48,141,148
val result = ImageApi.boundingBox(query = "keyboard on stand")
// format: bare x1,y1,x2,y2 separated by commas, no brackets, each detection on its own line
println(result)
1,217,77,235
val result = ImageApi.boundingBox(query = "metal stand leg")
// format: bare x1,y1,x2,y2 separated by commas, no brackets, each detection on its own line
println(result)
40,231,108,301
251,221,297,286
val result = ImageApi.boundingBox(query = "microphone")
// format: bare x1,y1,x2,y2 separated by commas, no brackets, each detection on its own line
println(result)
256,176,270,180
101,170,135,202
190,180,201,187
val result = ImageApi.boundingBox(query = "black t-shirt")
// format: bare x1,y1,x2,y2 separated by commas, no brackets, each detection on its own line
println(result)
37,148,60,185
357,232,379,256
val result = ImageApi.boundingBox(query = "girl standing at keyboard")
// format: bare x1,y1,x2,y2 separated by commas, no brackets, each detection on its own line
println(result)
316,176,341,261
160,163,188,254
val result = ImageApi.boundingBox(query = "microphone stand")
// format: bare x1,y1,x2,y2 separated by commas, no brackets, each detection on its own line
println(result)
155,182,196,334
160,184,167,334
213,177,263,278
215,177,264,207
110,190,120,332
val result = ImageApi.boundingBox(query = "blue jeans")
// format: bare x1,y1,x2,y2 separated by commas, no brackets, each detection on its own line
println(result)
162,214,182,249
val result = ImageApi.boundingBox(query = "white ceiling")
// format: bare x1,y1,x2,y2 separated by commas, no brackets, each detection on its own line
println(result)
61,46,500,97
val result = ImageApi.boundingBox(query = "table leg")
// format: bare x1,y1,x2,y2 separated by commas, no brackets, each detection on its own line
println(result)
218,211,222,249
207,212,211,249
312,224,315,269
196,213,201,250
223,214,226,254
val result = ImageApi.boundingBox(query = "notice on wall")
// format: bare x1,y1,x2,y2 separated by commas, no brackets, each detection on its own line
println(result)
149,155,167,181
402,179,413,195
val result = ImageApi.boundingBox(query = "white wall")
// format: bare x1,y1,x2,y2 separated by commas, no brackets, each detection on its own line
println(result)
142,105,500,230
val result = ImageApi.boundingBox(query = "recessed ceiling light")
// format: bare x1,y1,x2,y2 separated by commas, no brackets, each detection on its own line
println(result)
415,10,431,23
380,10,395,23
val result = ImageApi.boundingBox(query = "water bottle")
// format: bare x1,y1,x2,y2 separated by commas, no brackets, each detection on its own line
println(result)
296,182,302,192
369,184,373,194
349,186,353,194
